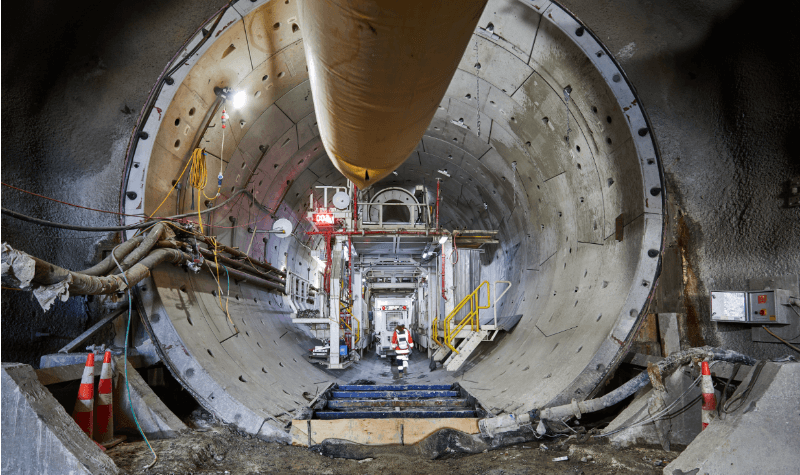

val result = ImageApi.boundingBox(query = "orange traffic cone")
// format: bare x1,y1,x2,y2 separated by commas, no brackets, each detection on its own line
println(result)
700,361,717,430
93,351,127,448
72,353,94,438
94,351,113,442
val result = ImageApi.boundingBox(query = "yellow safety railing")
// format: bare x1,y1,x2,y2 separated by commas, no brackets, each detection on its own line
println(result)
443,280,490,353
338,305,360,344
431,319,440,346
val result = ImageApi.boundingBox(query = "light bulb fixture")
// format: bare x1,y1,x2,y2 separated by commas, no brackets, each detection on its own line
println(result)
438,235,448,244
232,91,247,109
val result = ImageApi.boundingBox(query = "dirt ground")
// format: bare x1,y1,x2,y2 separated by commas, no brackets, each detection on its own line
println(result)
108,425,677,474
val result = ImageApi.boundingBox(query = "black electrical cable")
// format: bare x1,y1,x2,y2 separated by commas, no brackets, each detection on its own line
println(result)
717,362,741,418
2,189,273,233
721,360,767,414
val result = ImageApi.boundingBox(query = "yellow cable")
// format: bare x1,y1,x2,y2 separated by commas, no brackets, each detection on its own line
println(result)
188,148,212,234
150,157,192,218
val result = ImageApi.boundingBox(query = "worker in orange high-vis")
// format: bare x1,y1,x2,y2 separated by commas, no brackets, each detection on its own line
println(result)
391,324,414,376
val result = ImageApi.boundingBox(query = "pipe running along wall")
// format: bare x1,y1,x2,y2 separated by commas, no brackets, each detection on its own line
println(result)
121,0,664,439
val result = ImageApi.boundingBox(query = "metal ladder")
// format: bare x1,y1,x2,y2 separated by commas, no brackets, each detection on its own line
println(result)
431,281,512,370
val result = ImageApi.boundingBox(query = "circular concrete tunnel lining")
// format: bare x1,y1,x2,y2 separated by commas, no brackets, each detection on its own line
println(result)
125,0,663,437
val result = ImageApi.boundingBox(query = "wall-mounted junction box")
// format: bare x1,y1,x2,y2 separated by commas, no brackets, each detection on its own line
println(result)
711,289,794,325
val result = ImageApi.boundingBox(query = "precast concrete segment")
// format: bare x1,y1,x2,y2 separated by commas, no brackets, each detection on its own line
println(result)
1,363,121,475
128,0,664,437
665,362,800,475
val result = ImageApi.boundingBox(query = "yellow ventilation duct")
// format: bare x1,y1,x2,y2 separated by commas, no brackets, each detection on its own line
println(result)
297,0,488,188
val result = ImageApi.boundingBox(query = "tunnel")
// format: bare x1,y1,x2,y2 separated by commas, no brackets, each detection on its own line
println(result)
5,0,800,470
110,0,663,440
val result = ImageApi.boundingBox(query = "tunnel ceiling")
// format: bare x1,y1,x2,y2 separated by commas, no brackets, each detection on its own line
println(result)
122,0,664,439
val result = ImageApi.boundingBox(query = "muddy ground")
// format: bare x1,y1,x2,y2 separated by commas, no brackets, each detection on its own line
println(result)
108,425,677,474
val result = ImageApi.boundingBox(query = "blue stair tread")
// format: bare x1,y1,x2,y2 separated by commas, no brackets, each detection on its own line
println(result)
327,398,469,408
331,390,458,399
316,410,476,420
338,384,453,391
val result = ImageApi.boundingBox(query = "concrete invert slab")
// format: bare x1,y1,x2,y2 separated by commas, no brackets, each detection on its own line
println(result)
1,363,121,475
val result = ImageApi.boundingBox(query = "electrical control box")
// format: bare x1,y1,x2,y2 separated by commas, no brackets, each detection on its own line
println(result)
711,291,748,323
711,289,794,324
749,291,777,323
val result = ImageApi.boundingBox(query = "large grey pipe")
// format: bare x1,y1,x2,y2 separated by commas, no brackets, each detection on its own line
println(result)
479,347,757,437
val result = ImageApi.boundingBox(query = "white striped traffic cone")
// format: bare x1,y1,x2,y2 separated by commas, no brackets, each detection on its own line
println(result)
72,353,94,438
94,351,114,443
700,361,716,430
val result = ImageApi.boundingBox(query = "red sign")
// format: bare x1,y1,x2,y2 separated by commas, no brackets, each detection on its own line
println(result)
313,213,334,225
758,295,767,304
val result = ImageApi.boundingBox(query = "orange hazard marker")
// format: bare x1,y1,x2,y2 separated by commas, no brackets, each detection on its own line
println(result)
700,361,717,430
72,353,95,438
93,351,127,449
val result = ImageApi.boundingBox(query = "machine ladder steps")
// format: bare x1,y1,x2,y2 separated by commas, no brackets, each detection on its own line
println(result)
315,384,476,420
443,330,489,371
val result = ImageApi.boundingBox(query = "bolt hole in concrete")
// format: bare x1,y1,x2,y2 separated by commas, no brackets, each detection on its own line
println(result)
188,107,195,116
222,44,236,59
575,26,585,37
273,22,281,30
612,73,621,82
650,187,662,196
174,139,181,148
239,375,247,383
174,118,180,126
474,62,481,69
648,249,659,258
292,24,299,33
208,349,214,357
638,127,649,136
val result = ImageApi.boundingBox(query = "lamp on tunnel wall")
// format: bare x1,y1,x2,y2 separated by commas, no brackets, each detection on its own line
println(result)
438,235,448,245
232,91,247,109
212,86,246,109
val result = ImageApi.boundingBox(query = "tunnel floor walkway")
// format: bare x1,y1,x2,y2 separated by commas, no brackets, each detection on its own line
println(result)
316,384,476,419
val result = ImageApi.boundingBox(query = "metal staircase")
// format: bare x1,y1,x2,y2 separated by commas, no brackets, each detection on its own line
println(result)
431,281,521,371
314,384,476,419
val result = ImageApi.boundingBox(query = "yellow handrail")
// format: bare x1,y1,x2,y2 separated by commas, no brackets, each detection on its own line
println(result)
338,306,360,344
443,280,490,353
